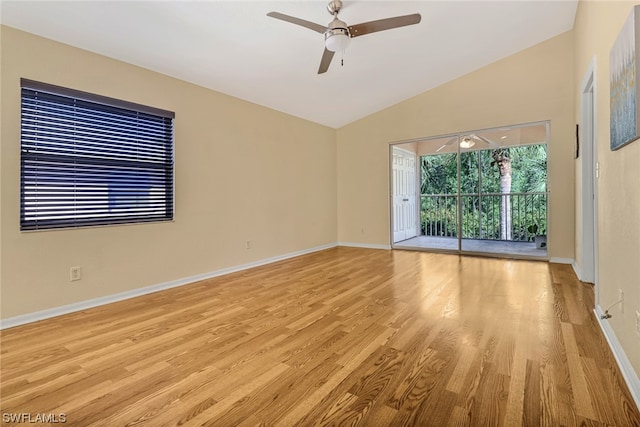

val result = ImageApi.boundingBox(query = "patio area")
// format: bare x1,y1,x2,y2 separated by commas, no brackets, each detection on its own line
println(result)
394,235,547,259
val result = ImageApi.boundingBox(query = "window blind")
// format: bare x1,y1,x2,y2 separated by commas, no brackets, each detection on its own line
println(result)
20,79,175,231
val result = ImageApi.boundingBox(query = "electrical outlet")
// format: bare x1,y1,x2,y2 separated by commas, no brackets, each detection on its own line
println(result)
245,240,251,250
70,266,82,282
618,289,624,314
635,310,640,336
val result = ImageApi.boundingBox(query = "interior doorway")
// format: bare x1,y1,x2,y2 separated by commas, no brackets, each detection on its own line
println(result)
390,122,549,260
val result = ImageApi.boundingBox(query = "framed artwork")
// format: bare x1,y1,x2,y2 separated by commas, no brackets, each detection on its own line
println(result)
610,5,640,150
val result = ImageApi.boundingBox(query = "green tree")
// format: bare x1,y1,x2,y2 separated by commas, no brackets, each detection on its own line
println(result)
491,148,512,240
420,144,547,241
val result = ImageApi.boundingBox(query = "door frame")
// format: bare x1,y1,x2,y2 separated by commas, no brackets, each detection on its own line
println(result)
579,58,599,292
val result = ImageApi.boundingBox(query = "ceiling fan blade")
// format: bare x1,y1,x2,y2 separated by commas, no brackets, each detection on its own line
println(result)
435,137,457,152
318,47,335,74
472,135,500,148
267,12,328,34
348,14,421,38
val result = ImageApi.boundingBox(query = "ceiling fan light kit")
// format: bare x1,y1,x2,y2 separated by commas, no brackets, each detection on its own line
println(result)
459,138,475,149
325,28,350,52
267,0,421,74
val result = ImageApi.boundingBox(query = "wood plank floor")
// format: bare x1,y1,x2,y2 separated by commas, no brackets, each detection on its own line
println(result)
1,247,639,426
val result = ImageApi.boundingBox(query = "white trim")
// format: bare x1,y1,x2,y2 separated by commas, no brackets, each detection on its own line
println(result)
549,257,574,265
594,306,640,411
0,242,338,330
572,260,584,281
338,242,391,250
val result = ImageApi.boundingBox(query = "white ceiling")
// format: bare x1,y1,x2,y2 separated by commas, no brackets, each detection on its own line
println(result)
0,1,578,128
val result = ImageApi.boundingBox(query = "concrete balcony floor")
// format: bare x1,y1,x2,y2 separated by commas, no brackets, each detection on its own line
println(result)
393,235,547,259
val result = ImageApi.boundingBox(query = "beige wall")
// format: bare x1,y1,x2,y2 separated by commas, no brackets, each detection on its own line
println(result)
337,32,575,259
0,26,337,319
574,1,640,375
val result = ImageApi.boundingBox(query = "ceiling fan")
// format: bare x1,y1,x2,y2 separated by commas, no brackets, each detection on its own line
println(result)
435,134,500,153
267,1,421,74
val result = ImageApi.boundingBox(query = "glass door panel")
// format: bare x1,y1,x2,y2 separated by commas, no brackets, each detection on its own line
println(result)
406,135,459,252
460,124,548,257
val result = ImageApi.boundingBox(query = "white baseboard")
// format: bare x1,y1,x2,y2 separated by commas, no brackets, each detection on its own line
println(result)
549,257,574,265
571,260,584,281
594,306,640,411
0,242,338,330
337,242,391,250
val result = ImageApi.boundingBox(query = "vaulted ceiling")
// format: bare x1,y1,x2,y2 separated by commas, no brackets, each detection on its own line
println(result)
1,1,578,128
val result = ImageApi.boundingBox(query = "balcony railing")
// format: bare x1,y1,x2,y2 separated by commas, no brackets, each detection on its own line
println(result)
421,192,547,241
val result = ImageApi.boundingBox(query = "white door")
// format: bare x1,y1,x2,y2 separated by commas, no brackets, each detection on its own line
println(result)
392,147,418,243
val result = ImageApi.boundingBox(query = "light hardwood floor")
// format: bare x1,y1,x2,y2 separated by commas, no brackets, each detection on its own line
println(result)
1,247,639,426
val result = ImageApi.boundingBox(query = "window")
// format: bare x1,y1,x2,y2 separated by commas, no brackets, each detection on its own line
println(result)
20,79,174,231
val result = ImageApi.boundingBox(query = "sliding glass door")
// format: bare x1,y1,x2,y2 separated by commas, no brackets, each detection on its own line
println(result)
391,122,548,259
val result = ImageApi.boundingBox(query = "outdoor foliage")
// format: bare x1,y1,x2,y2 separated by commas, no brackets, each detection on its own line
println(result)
420,144,547,241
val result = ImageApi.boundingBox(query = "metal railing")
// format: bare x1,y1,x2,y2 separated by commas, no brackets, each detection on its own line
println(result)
421,192,547,241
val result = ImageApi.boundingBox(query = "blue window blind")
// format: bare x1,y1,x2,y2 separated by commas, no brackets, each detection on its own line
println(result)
20,79,175,231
